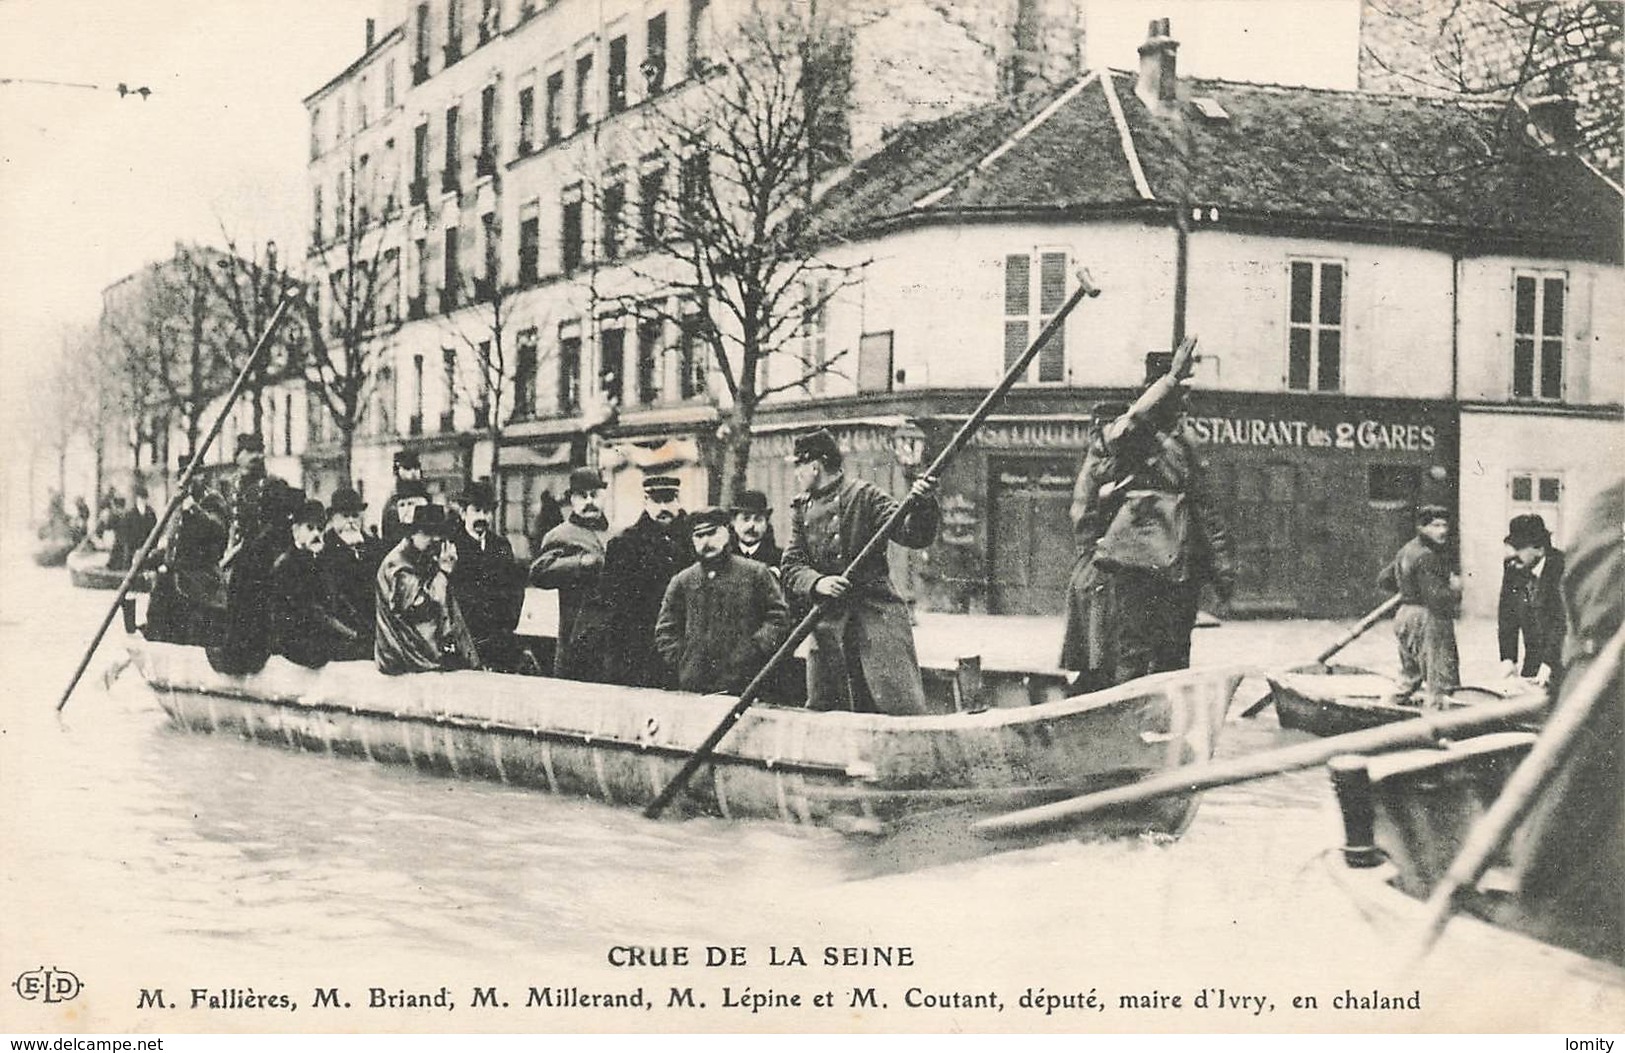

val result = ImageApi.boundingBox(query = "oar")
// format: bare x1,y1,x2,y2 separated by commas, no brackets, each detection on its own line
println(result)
1237,593,1402,718
1411,620,1625,959
57,290,299,712
642,269,1104,819
970,689,1547,839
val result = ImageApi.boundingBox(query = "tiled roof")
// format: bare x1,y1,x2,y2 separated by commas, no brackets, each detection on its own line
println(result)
812,70,1623,256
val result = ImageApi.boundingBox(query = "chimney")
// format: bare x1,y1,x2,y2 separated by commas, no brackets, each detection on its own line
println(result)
365,17,377,50
1136,17,1179,112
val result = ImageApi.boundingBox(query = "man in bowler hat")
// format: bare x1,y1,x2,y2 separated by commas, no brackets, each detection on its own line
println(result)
450,480,526,671
319,485,384,660
781,428,940,714
529,467,613,680
382,450,431,546
1498,513,1567,686
601,472,696,687
730,489,783,571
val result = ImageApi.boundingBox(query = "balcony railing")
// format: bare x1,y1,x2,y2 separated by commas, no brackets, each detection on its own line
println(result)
441,168,460,195
475,150,497,178
407,294,427,320
443,40,462,66
412,57,429,85
409,178,428,205
472,276,495,303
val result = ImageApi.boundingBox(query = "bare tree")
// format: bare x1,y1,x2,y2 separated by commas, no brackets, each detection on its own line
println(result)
193,236,304,435
621,3,866,503
301,152,398,483
39,325,104,504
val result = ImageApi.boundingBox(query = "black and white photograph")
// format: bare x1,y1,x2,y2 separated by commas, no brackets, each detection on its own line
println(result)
1,0,1620,1041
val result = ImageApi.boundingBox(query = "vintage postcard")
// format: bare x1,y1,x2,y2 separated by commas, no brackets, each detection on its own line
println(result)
2,0,1620,1040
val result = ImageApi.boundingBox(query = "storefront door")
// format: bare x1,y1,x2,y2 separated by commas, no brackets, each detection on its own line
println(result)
989,459,1075,616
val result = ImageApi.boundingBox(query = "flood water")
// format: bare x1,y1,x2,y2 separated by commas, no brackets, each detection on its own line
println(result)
2,542,1618,1034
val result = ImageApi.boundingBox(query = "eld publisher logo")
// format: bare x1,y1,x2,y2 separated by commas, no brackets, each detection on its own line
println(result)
12,966,83,1003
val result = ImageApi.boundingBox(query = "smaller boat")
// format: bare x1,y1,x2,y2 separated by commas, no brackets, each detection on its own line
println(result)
33,537,77,567
1265,665,1531,736
67,537,153,591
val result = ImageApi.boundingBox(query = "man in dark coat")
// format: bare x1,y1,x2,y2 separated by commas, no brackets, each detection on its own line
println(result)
317,485,384,661
145,465,229,647
781,428,940,715
267,499,365,668
1377,505,1461,707
206,480,304,676
529,467,612,681
1059,401,1129,693
220,433,281,570
108,481,157,571
655,506,790,694
449,480,526,672
601,472,696,687
730,490,783,571
381,450,432,546
1497,513,1567,686
375,504,480,674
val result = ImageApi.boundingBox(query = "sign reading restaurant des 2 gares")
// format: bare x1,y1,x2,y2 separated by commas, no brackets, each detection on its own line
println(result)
1181,395,1451,458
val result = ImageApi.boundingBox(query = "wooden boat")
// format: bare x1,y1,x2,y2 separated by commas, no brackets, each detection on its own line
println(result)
66,538,152,591
1265,665,1528,736
130,638,1244,839
33,537,76,567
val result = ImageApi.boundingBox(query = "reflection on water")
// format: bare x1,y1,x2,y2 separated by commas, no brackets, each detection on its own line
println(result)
1,552,1615,1031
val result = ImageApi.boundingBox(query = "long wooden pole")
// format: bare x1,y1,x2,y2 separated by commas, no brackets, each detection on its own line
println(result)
1238,593,1403,718
971,690,1548,839
642,271,1104,819
57,291,298,712
1413,621,1625,957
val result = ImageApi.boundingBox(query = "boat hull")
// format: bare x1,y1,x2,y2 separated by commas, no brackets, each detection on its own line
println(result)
132,640,1242,839
1268,667,1519,736
67,542,152,591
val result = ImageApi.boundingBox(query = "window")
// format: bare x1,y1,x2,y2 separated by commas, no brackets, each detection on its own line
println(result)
414,3,432,82
517,83,535,154
411,122,429,204
608,35,628,113
411,353,425,435
514,327,538,421
478,84,497,175
575,51,594,132
336,96,348,142
518,201,540,285
357,76,369,128
479,0,499,44
413,236,429,306
602,177,625,260
445,0,464,63
1509,471,1563,543
545,70,564,143
687,0,711,75
679,150,708,214
474,341,491,427
443,106,460,192
561,184,583,275
312,186,323,243
309,106,322,159
600,323,625,407
1288,259,1343,392
801,279,830,394
559,326,582,415
442,347,458,431
638,164,665,245
636,313,662,404
644,13,667,94
443,225,461,310
380,248,401,324
1002,251,1067,384
384,59,396,108
679,310,707,399
357,153,371,226
1514,271,1565,401
481,210,499,294
334,173,347,237
858,331,894,393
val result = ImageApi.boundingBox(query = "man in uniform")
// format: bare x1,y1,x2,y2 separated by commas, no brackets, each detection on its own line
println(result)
318,485,384,661
1497,513,1567,687
381,450,431,546
1059,400,1129,693
655,506,790,694
529,467,612,681
780,428,939,715
1377,505,1461,707
730,490,782,571
449,480,526,672
601,473,696,687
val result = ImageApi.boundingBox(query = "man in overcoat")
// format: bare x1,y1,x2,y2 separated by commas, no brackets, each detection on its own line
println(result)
318,485,384,661
449,480,526,672
1497,513,1567,686
601,473,695,687
655,507,790,694
267,499,364,668
730,490,783,571
780,428,939,715
374,504,480,674
1059,400,1129,693
529,467,612,681
381,450,431,546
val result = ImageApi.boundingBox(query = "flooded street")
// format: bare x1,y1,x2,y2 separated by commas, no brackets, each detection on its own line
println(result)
2,542,1618,1034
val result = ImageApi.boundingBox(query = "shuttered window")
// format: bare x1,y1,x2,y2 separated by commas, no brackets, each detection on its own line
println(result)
1513,271,1565,401
1002,251,1066,384
1287,259,1343,392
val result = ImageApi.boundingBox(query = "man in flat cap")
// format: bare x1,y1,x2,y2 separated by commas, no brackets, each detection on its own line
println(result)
450,480,526,671
781,428,940,715
318,485,384,660
655,506,790,695
375,503,480,674
601,471,697,687
1059,400,1130,692
382,450,431,547
529,467,613,680
1498,513,1566,686
730,489,783,572
1377,504,1461,707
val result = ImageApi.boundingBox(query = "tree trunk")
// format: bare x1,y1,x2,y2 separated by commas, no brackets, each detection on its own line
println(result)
339,422,355,489
719,408,754,508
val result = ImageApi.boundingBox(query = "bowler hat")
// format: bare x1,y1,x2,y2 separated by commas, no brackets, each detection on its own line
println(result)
293,499,327,529
791,428,841,466
643,474,682,497
235,432,265,456
689,506,731,532
393,450,422,471
1416,504,1451,527
731,489,771,516
407,503,454,535
1505,513,1551,549
460,480,496,510
567,467,606,495
329,486,366,515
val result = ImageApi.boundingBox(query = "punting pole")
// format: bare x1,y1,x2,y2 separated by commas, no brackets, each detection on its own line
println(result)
1411,620,1625,958
57,290,300,712
1238,593,1403,718
642,270,1104,820
970,690,1549,839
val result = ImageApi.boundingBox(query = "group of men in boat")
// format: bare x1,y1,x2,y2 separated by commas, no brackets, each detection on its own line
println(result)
141,428,941,714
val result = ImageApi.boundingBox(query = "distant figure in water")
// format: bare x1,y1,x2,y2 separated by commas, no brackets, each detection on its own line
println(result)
1377,504,1460,708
